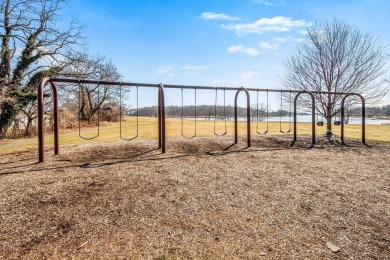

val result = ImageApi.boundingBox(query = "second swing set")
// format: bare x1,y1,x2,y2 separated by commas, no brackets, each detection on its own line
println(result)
180,89,295,138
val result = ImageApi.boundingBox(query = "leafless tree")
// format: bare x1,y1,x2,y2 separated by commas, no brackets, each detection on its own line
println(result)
19,101,38,135
59,53,123,122
282,19,388,136
0,0,84,138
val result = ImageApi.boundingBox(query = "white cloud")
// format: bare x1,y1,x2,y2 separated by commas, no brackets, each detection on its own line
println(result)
157,65,175,77
259,42,279,50
227,45,242,53
293,38,305,42
273,37,288,43
252,0,285,6
227,45,261,56
222,16,310,35
199,12,240,21
183,65,210,71
241,70,255,79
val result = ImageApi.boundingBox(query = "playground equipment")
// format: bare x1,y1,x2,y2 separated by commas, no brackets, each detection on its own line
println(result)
317,114,324,126
37,77,367,162
181,86,197,139
120,83,139,140
256,89,268,135
334,114,342,125
214,87,227,136
341,94,366,145
78,80,100,140
291,91,316,146
334,100,342,125
279,91,292,134
234,87,251,146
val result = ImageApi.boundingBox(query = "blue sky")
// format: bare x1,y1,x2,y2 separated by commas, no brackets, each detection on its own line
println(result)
61,0,390,108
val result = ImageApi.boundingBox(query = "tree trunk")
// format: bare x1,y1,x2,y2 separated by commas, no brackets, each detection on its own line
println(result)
0,101,17,138
326,112,333,141
24,117,34,136
326,115,332,132
79,88,87,121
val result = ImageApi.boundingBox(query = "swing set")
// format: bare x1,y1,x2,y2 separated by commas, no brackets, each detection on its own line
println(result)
37,77,368,162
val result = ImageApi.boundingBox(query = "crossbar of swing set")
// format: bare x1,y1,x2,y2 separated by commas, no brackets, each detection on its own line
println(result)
37,77,366,163
48,78,358,94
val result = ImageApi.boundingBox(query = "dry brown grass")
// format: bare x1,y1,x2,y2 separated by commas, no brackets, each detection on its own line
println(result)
1,116,389,154
0,136,389,259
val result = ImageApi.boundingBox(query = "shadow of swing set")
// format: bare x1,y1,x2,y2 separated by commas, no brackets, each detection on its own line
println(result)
37,77,368,163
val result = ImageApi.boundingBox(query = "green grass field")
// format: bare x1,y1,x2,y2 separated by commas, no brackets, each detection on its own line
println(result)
0,116,389,154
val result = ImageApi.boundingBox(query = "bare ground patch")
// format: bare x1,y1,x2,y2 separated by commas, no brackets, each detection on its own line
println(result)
0,136,389,259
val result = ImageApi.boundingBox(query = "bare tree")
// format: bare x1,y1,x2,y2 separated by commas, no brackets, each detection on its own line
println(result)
60,53,123,122
282,19,387,137
0,0,84,138
19,101,38,135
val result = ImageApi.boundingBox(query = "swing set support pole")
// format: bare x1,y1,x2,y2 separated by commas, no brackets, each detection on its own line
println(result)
38,77,59,163
292,91,316,146
158,86,162,149
159,84,166,153
341,94,367,146
234,87,251,147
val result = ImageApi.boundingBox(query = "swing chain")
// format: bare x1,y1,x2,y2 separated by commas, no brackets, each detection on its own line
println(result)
120,83,139,140
78,80,100,140
280,91,292,134
214,86,227,136
256,89,269,135
181,86,197,139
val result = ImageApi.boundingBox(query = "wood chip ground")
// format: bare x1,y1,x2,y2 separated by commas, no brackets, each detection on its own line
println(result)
0,136,389,259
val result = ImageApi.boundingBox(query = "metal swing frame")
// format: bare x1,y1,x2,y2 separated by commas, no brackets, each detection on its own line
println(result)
341,94,367,145
37,77,367,163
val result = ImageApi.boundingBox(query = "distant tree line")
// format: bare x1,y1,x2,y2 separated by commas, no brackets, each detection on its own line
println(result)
129,105,294,121
348,105,390,117
129,104,390,120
